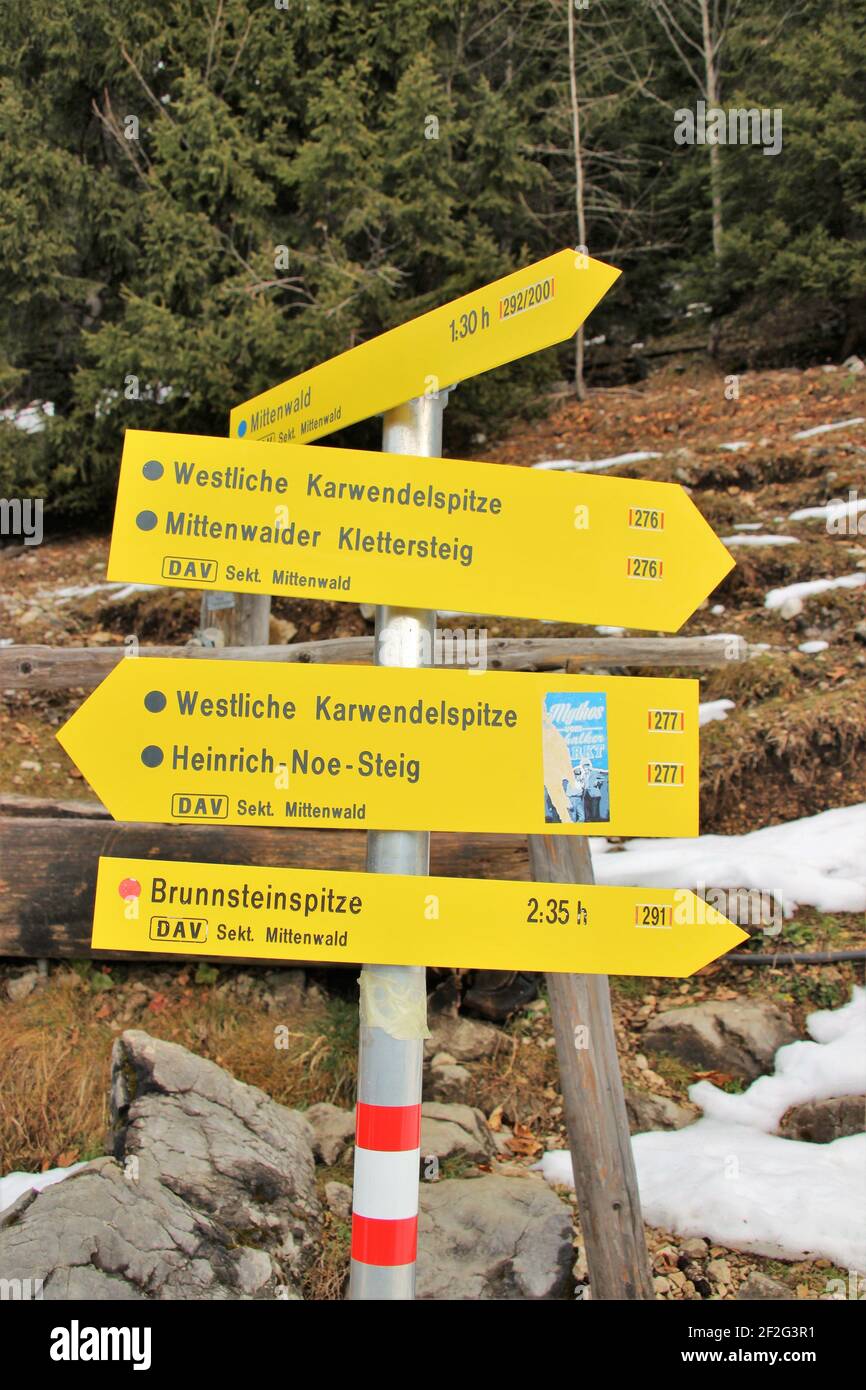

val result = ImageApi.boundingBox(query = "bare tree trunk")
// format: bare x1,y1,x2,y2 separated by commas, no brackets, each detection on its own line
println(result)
700,0,723,262
701,0,723,355
567,0,588,401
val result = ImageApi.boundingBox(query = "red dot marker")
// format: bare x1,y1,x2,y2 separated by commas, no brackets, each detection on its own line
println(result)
118,878,141,900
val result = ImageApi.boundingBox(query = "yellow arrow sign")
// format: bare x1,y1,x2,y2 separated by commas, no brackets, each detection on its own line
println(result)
57,659,700,837
94,856,746,976
230,249,620,444
108,430,733,631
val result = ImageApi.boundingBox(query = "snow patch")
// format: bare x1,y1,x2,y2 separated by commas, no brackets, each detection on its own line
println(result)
0,401,55,434
535,990,866,1269
721,534,798,548
789,497,866,525
0,1163,87,1214
51,581,158,604
699,699,735,726
765,573,865,610
532,451,662,473
590,802,866,917
691,989,866,1134
791,417,864,440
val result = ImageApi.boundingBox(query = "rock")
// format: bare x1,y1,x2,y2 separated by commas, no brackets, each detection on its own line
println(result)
778,1095,865,1144
737,1271,794,1301
6,969,40,1002
0,1158,276,1299
324,1181,353,1221
842,355,864,374
424,1015,503,1064
707,1258,732,1285
623,1087,695,1134
304,1102,356,1166
653,1275,671,1295
416,1175,572,1299
110,1030,320,1292
262,968,306,1013
491,1128,515,1155
0,1030,322,1299
644,1000,798,1081
421,1103,496,1164
680,1236,709,1259
780,595,804,620
424,1062,475,1105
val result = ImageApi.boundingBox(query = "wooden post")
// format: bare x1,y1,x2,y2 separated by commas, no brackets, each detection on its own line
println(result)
199,592,270,647
528,833,654,1301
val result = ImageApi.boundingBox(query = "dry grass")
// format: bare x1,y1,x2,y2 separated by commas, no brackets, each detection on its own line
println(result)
700,652,815,708
0,963,358,1173
301,1205,352,1301
0,971,111,1170
463,1004,565,1138
700,677,866,832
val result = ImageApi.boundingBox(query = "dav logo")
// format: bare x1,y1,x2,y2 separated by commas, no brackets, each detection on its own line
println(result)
162,555,218,583
172,793,228,819
149,915,208,944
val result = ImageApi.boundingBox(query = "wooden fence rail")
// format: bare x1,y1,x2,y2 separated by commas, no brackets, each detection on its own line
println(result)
0,634,749,692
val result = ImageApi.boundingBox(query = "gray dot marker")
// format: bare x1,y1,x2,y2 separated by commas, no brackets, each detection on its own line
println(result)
136,510,158,532
142,459,163,481
141,745,164,768
144,690,166,713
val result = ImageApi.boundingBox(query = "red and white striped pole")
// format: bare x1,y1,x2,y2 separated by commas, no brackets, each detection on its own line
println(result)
348,392,446,1299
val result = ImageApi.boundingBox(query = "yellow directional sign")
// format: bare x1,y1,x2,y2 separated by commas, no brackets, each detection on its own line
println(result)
93,856,746,976
230,249,621,444
108,430,733,631
57,659,700,837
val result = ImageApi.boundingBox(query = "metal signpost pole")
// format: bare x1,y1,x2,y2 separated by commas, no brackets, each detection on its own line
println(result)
348,391,446,1301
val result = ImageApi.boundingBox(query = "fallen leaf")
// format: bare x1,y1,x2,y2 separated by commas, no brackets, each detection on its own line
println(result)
506,1121,543,1156
506,1134,542,1156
